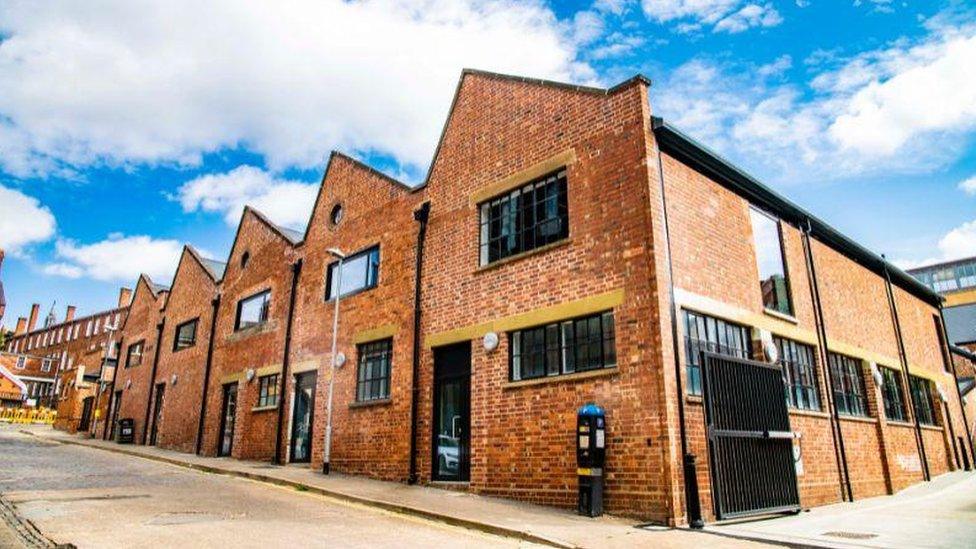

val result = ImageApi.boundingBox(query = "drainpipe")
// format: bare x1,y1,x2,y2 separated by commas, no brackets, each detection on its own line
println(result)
408,202,430,484
273,259,303,465
882,258,930,481
141,318,166,446
801,220,853,501
943,313,976,468
650,121,702,528
101,336,124,440
195,294,221,455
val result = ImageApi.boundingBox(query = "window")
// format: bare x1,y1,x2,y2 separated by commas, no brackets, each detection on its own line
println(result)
510,311,616,381
909,375,937,426
357,339,393,401
330,204,343,225
173,319,198,351
240,251,250,269
235,290,271,330
257,374,279,407
829,353,869,417
41,359,52,373
326,246,380,300
15,356,26,369
479,169,569,265
880,366,907,422
85,320,92,337
126,341,145,368
775,337,820,411
750,207,792,316
683,310,751,395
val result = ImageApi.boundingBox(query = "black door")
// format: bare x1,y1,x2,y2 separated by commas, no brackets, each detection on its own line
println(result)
149,383,165,446
289,371,317,463
78,397,94,431
218,382,238,457
108,390,122,440
701,351,801,520
432,342,471,482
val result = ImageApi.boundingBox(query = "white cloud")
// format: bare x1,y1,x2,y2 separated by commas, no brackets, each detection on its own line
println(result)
0,184,56,254
641,0,781,33
45,235,185,283
958,175,976,195
177,165,317,229
897,219,976,270
653,20,976,183
572,10,606,46
0,0,593,178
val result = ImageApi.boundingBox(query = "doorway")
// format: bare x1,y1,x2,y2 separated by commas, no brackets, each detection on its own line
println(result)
78,396,94,432
432,342,471,482
149,383,165,446
218,382,238,457
108,390,122,440
289,371,317,463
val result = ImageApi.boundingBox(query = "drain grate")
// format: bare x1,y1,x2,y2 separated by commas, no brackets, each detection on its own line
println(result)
823,531,878,540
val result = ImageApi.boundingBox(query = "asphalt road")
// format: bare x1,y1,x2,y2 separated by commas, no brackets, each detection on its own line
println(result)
0,426,535,548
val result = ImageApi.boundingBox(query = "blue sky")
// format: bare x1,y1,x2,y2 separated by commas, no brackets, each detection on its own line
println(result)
1,0,975,329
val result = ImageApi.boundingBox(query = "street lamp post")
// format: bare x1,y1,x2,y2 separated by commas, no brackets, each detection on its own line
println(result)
323,248,345,475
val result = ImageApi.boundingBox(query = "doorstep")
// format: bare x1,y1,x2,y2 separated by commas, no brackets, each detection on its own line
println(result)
18,426,646,549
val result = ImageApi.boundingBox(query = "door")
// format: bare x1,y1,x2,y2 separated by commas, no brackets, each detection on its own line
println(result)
218,382,238,457
108,390,122,440
149,383,165,446
701,351,801,520
78,397,94,431
432,342,471,481
289,371,317,463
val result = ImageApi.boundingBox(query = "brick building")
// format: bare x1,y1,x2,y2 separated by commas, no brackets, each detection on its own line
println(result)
17,70,974,525
5,292,129,433
0,351,57,408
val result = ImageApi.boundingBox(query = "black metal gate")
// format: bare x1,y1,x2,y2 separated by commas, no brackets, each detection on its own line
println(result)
701,351,800,520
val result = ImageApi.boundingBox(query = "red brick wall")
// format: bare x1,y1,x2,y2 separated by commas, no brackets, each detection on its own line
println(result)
114,277,166,444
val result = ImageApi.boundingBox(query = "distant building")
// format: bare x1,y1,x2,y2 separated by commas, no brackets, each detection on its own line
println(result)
908,256,976,345
0,249,7,324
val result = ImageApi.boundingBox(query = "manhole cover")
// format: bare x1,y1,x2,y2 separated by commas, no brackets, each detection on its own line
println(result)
823,531,878,540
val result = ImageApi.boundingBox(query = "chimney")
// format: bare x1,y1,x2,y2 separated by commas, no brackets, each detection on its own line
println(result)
65,305,76,322
118,287,133,308
27,303,40,332
15,317,27,336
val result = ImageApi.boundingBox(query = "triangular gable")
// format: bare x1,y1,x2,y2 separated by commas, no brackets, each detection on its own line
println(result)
0,362,28,394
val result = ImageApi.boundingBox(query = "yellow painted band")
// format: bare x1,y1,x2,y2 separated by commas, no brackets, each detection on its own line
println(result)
468,149,577,206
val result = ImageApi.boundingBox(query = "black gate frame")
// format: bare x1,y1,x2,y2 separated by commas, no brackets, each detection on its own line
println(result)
700,351,801,520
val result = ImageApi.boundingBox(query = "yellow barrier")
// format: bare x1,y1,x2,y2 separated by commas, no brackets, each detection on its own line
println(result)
0,406,57,424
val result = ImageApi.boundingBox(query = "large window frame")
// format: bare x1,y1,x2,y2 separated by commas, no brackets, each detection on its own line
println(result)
683,310,751,395
356,339,393,402
828,353,869,417
775,337,820,411
325,245,380,301
235,290,271,331
173,318,199,351
479,169,569,266
749,207,794,316
125,340,145,368
909,375,937,426
880,366,908,422
257,374,279,408
509,311,616,382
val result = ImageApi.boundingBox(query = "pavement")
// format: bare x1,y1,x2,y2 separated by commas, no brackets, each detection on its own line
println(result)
2,425,763,548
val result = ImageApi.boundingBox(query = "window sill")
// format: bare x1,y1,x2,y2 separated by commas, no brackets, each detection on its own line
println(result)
920,423,943,432
763,308,798,324
324,285,378,304
837,414,876,424
788,408,829,419
172,344,197,353
685,394,704,405
251,404,278,413
349,398,392,409
885,420,915,428
503,367,618,390
475,238,572,275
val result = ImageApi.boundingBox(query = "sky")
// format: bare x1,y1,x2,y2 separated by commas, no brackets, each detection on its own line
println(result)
1,0,975,329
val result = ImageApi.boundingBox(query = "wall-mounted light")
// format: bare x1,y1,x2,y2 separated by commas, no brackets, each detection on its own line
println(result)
870,362,883,387
171,374,178,386
125,379,131,390
335,352,347,368
758,329,778,363
483,332,499,353
245,368,256,382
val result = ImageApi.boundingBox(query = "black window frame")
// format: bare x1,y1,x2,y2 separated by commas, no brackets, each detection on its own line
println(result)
509,311,616,382
235,289,271,331
909,375,938,426
775,336,820,411
257,374,279,408
479,169,569,266
749,206,794,317
683,310,752,395
356,338,393,402
325,245,380,301
125,340,145,368
880,366,908,422
828,353,869,417
173,318,199,351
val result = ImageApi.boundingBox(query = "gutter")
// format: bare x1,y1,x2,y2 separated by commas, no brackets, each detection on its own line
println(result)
408,201,430,484
273,259,303,465
141,319,166,446
195,295,221,455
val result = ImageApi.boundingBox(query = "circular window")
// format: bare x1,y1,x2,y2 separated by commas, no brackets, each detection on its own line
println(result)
241,251,250,269
330,204,344,226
